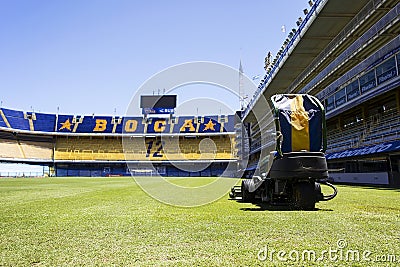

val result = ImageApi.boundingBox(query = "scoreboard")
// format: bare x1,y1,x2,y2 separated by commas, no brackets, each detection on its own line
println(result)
140,95,177,109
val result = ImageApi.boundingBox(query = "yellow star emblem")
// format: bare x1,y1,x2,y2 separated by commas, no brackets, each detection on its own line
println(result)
203,119,216,131
59,118,73,131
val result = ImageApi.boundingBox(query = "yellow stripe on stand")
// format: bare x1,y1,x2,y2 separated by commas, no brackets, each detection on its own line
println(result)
0,110,11,128
290,95,310,151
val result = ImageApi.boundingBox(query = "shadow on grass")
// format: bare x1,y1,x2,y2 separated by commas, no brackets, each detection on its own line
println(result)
334,183,400,192
358,186,400,192
236,201,333,212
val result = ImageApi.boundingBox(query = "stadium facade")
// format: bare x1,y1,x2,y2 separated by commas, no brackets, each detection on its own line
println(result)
239,0,400,186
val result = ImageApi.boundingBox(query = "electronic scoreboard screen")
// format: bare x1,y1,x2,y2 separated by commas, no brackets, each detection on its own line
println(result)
140,95,177,109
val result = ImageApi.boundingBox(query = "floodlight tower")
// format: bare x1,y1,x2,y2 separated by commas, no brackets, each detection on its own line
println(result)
239,60,245,110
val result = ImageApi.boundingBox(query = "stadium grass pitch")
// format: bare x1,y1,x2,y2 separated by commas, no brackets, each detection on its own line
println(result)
0,177,399,266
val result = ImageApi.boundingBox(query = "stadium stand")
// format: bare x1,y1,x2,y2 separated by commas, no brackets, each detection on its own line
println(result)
0,110,237,177
33,113,57,132
0,132,53,162
0,139,23,159
19,141,53,160
54,136,235,161
326,106,400,153
1,109,30,131
239,0,400,186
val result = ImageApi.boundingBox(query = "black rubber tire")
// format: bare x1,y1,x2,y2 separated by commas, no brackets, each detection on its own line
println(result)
314,182,324,202
241,179,255,202
293,182,316,210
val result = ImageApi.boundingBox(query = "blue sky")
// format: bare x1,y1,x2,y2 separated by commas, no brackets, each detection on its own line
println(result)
0,0,309,116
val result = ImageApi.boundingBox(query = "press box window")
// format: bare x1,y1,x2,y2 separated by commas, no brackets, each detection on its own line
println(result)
325,96,335,112
359,69,376,93
346,79,360,101
376,57,396,85
335,88,346,107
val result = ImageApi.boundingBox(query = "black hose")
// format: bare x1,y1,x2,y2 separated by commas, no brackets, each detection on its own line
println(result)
319,181,338,201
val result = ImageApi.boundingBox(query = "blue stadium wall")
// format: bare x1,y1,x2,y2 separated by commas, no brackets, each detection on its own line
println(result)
54,162,229,177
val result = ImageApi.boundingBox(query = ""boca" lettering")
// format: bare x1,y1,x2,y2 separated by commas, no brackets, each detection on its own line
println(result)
93,119,107,132
124,119,138,132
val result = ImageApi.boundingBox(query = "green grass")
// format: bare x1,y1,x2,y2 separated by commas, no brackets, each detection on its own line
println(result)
0,177,399,266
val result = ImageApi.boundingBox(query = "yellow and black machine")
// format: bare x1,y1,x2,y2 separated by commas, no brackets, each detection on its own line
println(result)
230,94,337,210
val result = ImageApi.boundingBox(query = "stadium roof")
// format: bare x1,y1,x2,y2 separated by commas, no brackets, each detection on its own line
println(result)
244,0,399,122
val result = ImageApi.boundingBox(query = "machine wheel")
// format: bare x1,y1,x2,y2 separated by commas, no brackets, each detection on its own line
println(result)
241,179,255,202
314,182,324,202
292,182,316,210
